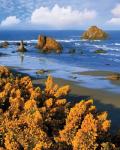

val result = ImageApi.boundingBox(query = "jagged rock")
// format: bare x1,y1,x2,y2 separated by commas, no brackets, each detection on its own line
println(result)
94,49,107,54
107,73,120,80
68,49,76,54
82,26,108,40
36,35,63,53
17,40,27,52
0,41,9,48
36,69,49,74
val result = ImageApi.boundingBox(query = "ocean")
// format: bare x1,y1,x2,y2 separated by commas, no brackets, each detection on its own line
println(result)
0,30,120,93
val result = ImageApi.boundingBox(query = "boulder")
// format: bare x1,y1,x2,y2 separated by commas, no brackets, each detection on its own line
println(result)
17,40,27,52
107,74,120,80
36,69,49,74
82,26,108,40
0,41,9,48
68,48,76,54
36,35,63,53
94,49,107,54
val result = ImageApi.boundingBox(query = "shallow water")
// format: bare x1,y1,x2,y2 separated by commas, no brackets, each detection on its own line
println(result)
0,30,120,93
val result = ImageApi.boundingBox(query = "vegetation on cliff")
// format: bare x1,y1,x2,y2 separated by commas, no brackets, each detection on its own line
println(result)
0,66,119,150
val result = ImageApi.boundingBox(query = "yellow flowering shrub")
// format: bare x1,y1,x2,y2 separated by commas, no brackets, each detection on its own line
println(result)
0,66,119,150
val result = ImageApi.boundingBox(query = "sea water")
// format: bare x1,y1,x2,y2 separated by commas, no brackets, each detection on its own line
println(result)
0,30,120,93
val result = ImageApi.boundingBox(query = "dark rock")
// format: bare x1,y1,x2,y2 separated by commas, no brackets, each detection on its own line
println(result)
94,49,107,54
0,41,9,48
82,26,108,40
17,40,27,52
107,74,120,80
68,49,76,54
0,52,9,56
36,35,63,53
36,69,49,74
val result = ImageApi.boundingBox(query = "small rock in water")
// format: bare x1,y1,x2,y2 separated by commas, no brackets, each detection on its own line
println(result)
107,73,120,80
68,49,76,54
105,64,110,66
94,49,107,54
0,41,9,48
36,69,49,74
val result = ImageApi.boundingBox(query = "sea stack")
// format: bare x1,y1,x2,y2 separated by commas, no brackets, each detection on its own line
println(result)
36,35,63,53
82,26,108,40
17,40,27,52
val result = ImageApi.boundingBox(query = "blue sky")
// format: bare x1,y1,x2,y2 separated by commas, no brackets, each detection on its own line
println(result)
0,0,120,30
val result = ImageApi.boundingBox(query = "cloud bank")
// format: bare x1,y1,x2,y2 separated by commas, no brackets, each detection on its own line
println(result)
31,4,96,28
108,4,120,25
1,16,21,27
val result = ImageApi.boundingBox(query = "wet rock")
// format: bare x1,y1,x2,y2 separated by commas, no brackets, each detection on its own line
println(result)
94,49,107,54
80,50,84,55
82,26,108,40
68,49,76,54
36,35,63,53
105,64,110,66
0,41,9,48
107,74,120,80
36,69,49,74
17,40,27,52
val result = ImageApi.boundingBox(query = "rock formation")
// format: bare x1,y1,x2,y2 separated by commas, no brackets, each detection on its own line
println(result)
107,73,120,80
82,26,108,40
17,40,27,52
94,49,107,54
36,35,63,53
0,41,9,48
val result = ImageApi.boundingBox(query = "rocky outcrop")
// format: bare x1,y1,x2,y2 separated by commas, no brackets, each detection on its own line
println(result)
94,49,107,54
0,41,9,48
17,40,27,52
107,74,120,80
82,26,108,40
36,35,63,53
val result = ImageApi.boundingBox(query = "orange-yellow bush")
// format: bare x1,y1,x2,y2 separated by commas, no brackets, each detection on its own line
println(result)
0,66,119,150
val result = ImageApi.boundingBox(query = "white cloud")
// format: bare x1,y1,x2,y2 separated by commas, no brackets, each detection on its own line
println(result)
31,4,96,28
1,16,21,27
111,4,120,17
107,4,120,25
107,18,120,25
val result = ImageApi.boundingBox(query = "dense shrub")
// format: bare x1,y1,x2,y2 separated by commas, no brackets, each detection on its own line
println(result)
0,66,119,150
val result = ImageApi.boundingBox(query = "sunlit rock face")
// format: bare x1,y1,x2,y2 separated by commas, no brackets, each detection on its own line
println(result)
36,35,63,53
17,40,27,52
82,26,108,40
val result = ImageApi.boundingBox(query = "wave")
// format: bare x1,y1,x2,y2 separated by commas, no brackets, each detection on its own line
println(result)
56,39,81,43
93,44,120,51
114,43,120,46
0,40,37,44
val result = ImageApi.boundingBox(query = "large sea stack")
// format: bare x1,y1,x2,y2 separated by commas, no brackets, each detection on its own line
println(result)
17,40,27,52
82,26,108,40
36,35,63,53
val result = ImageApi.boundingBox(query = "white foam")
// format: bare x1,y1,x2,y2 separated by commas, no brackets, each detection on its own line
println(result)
56,39,81,43
0,40,37,44
115,43,120,46
93,44,120,51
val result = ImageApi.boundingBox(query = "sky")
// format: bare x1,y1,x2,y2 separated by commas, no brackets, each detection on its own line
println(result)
0,0,120,30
